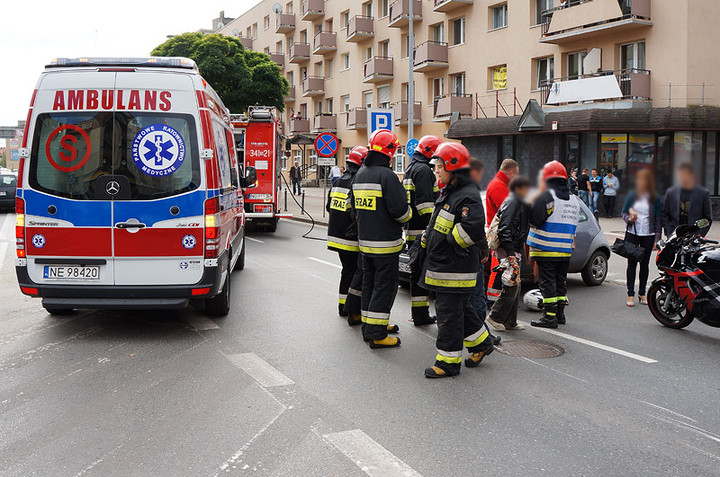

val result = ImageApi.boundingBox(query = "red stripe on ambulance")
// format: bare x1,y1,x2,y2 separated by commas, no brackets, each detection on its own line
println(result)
113,228,205,257
26,227,112,256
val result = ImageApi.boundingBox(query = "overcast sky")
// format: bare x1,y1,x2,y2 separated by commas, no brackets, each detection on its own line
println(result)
0,0,261,125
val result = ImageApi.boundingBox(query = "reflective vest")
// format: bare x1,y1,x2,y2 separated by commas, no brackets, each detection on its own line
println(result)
327,169,359,253
527,189,579,260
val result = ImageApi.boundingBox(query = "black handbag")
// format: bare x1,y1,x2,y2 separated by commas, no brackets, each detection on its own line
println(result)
612,223,646,261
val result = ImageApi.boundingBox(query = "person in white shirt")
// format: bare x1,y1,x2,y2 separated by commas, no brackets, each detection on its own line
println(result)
330,164,342,186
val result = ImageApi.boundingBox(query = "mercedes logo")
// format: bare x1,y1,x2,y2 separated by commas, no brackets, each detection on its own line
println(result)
106,181,120,196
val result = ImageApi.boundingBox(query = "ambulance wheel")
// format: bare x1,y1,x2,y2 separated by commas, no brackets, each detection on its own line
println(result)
44,307,74,316
235,237,246,271
205,273,231,317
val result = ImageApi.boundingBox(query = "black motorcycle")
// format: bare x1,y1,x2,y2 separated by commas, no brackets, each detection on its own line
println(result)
648,219,720,329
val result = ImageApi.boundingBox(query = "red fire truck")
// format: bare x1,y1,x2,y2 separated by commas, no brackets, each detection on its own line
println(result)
231,107,291,232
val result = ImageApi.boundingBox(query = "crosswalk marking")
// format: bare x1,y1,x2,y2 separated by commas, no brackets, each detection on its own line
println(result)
226,353,294,387
324,429,423,477
308,256,342,269
184,315,220,331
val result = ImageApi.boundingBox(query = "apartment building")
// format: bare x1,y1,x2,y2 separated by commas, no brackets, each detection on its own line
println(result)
220,0,720,203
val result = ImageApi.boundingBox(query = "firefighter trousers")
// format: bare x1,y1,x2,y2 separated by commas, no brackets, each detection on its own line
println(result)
344,254,363,316
361,254,400,341
486,252,502,304
409,242,432,324
337,251,359,315
434,292,493,373
537,260,570,317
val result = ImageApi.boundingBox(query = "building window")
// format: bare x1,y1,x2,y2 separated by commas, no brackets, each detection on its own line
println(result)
294,149,302,167
264,15,270,30
394,146,405,173
600,134,628,181
366,46,374,61
535,0,554,25
341,10,350,29
379,0,390,18
341,53,350,70
325,98,334,113
309,148,317,170
264,47,271,55
490,64,507,90
535,56,554,89
378,85,391,109
364,90,374,109
620,41,646,71
451,18,465,46
491,4,508,30
402,34,410,58
341,95,350,111
276,41,283,54
452,73,466,95
431,77,444,103
326,58,334,77
344,147,352,164
300,29,308,43
379,40,390,57
281,152,288,170
252,23,258,38
287,71,294,86
286,1,293,14
363,2,373,17
431,23,445,43
567,51,587,79
246,27,252,38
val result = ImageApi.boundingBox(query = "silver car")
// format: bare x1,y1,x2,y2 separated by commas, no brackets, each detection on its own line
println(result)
399,198,611,287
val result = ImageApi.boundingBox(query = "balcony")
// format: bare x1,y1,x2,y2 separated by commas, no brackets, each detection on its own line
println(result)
269,53,285,68
313,114,337,133
347,16,374,43
363,57,394,84
393,101,422,125
289,43,311,63
434,94,473,121
290,117,310,134
413,41,448,72
433,0,473,13
285,86,296,103
389,0,422,28
540,0,651,44
345,108,367,130
275,13,296,34
540,69,651,107
301,0,324,21
237,36,253,50
302,76,325,96
313,31,337,55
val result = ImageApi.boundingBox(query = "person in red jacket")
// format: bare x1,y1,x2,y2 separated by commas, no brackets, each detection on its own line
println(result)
485,159,519,304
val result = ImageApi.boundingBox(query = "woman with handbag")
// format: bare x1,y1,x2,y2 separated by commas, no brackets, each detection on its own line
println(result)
621,169,662,307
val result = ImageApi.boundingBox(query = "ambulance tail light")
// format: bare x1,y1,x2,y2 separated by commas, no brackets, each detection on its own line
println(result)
204,197,221,258
15,198,25,258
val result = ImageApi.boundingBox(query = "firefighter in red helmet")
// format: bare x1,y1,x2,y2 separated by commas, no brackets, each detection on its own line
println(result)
527,161,580,328
420,142,495,378
352,129,412,348
327,146,367,319
403,135,442,326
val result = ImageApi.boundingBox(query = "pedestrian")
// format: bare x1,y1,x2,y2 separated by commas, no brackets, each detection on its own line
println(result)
327,146,367,319
353,129,411,349
468,158,490,320
662,162,713,237
421,143,495,378
329,163,342,186
486,175,531,332
485,159,519,306
289,161,302,195
589,168,602,213
602,170,619,218
403,135,442,327
621,168,662,307
568,169,578,195
577,168,590,207
527,161,581,329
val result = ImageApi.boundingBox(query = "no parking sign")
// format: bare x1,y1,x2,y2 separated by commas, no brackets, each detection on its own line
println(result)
314,132,339,158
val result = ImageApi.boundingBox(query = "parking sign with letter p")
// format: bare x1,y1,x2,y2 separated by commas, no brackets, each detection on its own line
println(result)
367,108,395,143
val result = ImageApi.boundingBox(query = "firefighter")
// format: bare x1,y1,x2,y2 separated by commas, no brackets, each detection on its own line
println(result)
527,161,580,329
403,135,442,326
327,146,367,318
353,129,412,349
421,143,495,378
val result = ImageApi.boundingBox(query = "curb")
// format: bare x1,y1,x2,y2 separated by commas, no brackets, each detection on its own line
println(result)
286,216,328,226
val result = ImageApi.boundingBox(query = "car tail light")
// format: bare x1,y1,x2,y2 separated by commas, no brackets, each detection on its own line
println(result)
16,197,25,258
204,197,220,258
192,287,211,296
21,287,38,296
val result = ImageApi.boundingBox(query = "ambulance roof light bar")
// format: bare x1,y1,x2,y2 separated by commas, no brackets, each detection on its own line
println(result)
47,57,198,71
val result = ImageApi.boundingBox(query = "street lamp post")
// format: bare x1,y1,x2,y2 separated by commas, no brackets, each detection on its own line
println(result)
407,0,415,143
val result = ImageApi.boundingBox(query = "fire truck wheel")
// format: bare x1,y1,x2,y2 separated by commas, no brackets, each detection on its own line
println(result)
267,218,278,232
235,237,246,271
205,272,231,317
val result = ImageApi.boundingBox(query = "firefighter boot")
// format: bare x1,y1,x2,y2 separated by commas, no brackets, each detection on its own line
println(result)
556,302,567,325
369,336,401,349
464,345,494,368
424,365,460,379
531,304,559,329
363,324,399,341
347,313,362,327
338,304,349,317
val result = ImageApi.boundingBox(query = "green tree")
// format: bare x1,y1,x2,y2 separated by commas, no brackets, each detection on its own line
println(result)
151,33,289,113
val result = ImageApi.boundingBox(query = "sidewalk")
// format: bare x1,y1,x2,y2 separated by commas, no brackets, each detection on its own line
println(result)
285,187,720,241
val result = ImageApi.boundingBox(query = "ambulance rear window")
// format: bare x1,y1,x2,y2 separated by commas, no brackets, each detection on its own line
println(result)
29,112,200,200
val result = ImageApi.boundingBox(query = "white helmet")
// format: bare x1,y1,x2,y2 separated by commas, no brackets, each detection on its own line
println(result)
523,289,544,312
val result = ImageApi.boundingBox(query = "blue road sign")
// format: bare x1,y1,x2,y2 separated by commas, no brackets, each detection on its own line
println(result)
314,132,339,158
406,138,419,157
367,108,395,142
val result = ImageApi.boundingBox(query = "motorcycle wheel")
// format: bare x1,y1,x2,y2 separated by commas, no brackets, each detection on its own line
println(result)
647,282,694,329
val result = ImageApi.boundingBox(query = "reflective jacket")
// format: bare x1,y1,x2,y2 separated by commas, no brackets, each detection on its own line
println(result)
527,179,580,262
326,163,360,253
421,175,485,294
352,151,412,256
403,151,438,243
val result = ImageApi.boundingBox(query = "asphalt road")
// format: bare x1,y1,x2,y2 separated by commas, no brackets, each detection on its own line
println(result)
1,215,719,477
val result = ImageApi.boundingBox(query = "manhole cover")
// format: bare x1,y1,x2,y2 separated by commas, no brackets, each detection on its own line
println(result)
495,340,564,359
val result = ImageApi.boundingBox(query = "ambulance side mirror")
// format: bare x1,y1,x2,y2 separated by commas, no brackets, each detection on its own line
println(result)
242,167,257,189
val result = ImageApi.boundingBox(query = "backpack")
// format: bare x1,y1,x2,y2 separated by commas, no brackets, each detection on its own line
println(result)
486,213,501,251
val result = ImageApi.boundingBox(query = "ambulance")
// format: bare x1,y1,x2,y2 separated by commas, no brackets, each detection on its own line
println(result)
15,57,256,316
